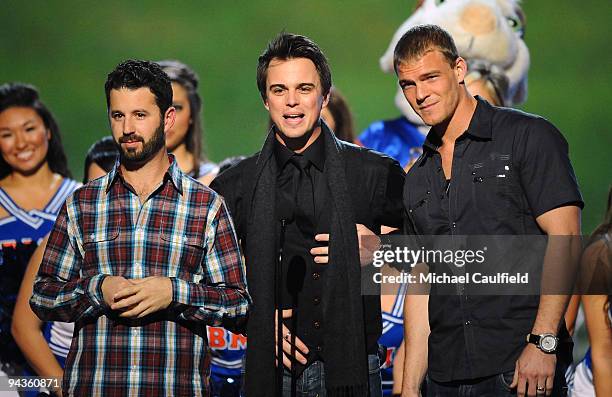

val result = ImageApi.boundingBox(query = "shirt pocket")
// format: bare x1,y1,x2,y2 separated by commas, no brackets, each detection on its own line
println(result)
82,227,120,276
469,156,521,220
159,230,206,279
406,191,431,235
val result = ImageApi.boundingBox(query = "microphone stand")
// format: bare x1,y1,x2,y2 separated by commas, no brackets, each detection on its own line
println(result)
287,257,305,397
276,219,287,396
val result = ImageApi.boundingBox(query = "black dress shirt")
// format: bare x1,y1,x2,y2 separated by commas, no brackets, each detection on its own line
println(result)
273,133,329,365
404,97,583,382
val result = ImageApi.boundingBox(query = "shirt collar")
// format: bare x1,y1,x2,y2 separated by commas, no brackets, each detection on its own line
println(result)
464,96,494,140
105,153,183,195
273,125,326,172
419,96,494,165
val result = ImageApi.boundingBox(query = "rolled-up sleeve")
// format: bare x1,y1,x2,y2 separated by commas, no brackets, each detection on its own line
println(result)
518,118,584,218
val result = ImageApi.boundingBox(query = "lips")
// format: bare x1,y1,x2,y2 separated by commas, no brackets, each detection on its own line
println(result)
283,113,305,125
283,113,304,119
119,137,143,144
419,102,437,111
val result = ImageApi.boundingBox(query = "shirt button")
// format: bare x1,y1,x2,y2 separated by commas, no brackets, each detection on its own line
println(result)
313,297,320,305
312,272,320,280
313,320,321,329
465,320,471,326
315,345,322,352
452,222,457,228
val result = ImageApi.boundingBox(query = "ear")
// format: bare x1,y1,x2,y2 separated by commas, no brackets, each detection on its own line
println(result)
164,106,176,132
46,128,51,141
321,92,330,109
454,57,468,82
263,98,270,111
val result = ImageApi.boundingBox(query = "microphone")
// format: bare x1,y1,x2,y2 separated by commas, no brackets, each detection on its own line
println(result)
275,205,291,395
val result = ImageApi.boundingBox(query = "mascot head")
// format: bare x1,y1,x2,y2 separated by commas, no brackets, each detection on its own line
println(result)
381,0,530,127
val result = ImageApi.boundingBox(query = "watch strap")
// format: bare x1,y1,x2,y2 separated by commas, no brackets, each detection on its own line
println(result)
526,333,540,345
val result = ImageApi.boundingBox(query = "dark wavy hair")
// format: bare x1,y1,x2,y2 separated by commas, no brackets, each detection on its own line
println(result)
157,60,206,177
257,32,332,100
0,82,71,179
83,136,119,183
104,59,172,118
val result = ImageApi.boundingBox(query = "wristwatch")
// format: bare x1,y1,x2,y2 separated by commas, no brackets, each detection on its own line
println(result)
526,333,558,353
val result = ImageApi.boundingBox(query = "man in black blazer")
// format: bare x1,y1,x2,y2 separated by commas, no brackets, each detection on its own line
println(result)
211,32,405,396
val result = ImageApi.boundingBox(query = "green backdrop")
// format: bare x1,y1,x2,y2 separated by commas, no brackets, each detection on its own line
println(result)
1,0,610,232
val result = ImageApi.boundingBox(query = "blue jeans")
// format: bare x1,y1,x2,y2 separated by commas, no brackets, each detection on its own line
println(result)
426,369,569,397
281,354,382,397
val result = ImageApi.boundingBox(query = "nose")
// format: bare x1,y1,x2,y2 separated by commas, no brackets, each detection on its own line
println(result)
122,117,135,135
14,131,27,149
286,89,299,107
460,4,496,36
415,83,429,104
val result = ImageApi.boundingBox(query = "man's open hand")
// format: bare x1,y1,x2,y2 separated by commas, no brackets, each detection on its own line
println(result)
275,309,309,369
510,343,556,396
310,224,380,266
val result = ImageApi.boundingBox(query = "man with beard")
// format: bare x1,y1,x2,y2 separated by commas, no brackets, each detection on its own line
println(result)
30,60,250,396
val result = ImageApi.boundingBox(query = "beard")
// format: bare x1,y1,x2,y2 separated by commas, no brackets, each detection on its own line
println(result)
115,122,166,166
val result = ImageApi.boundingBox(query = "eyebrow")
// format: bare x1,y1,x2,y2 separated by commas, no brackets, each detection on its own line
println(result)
22,118,37,125
422,71,441,78
399,71,442,86
269,83,316,90
109,109,150,115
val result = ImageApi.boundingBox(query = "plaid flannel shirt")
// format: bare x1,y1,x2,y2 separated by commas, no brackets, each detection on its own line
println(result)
30,157,250,396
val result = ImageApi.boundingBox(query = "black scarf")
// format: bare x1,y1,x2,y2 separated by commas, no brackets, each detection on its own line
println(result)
243,125,369,396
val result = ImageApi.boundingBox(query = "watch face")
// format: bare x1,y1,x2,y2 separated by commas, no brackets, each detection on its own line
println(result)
540,335,557,352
